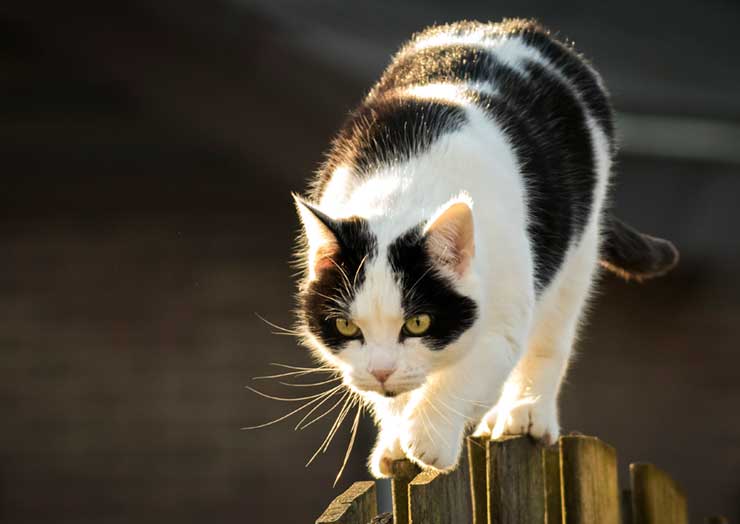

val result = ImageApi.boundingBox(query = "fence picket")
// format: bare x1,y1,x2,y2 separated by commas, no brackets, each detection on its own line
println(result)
560,435,620,524
630,463,688,524
407,450,471,524
391,459,421,524
315,481,377,524
487,435,546,524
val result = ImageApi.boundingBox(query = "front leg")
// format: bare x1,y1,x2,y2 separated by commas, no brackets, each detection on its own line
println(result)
400,393,467,471
401,335,518,471
369,426,405,478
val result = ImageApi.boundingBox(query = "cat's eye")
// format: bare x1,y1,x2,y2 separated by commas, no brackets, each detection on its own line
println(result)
335,318,361,338
403,314,432,336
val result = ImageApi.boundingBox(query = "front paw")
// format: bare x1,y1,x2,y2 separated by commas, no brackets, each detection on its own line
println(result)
400,417,464,471
369,437,405,478
475,398,559,445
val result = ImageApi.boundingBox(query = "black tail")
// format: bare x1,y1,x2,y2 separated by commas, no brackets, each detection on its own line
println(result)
600,215,679,281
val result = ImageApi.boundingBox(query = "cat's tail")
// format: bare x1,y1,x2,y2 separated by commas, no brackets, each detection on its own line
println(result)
600,215,679,281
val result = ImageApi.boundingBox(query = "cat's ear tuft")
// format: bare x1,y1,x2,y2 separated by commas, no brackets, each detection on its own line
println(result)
423,197,475,277
293,194,340,280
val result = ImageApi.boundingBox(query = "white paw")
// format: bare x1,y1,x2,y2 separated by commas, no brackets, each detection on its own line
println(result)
475,398,559,445
369,437,405,478
400,417,464,471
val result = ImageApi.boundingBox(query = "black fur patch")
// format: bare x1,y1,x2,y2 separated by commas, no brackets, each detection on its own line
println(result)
387,226,478,351
374,44,502,94
311,97,466,199
469,58,597,290
299,215,377,352
600,215,679,281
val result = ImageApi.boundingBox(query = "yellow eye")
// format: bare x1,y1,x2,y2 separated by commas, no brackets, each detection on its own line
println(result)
403,314,432,336
335,318,361,337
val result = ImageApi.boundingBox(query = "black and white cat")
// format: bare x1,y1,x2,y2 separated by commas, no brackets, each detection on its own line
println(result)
292,19,677,476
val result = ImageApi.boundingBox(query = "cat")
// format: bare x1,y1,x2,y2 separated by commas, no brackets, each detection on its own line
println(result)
291,19,678,476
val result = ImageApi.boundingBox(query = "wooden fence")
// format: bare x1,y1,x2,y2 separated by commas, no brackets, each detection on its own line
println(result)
316,434,728,524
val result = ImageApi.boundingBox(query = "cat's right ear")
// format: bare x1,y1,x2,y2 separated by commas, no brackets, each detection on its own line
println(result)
293,194,341,280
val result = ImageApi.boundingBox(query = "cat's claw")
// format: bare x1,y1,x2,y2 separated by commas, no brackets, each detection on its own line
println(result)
475,399,559,445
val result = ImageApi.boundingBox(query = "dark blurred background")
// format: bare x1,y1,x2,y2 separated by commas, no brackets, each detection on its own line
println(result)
1,1,739,522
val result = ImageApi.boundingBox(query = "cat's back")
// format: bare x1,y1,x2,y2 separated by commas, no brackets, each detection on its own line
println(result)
371,19,613,140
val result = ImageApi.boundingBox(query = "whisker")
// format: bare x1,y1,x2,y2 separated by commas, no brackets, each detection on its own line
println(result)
425,398,453,426
322,395,357,454
406,264,435,297
418,406,436,447
241,390,337,430
305,394,355,467
423,403,450,447
296,389,351,430
245,384,342,402
269,363,332,372
353,254,369,289
449,392,490,408
254,313,302,335
333,401,363,486
253,369,331,381
279,377,342,388
436,396,472,420
328,258,353,298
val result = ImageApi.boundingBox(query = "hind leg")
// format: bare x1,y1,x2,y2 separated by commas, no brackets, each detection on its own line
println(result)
477,230,600,443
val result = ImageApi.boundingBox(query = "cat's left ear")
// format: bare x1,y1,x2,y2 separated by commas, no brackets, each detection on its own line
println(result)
423,197,475,277
293,194,341,280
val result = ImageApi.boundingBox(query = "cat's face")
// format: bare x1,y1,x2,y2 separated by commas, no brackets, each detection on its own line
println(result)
295,196,479,399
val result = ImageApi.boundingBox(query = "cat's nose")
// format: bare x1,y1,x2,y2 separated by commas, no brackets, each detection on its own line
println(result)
371,369,394,384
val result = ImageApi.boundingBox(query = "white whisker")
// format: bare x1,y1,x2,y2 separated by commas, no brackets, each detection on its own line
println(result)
255,313,302,335
333,401,363,486
296,389,351,430
305,393,355,467
245,384,342,402
241,389,339,430
279,377,342,388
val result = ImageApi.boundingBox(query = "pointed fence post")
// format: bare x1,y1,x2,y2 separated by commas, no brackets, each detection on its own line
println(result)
487,435,546,524
560,435,620,524
316,481,378,524
629,463,688,524
391,459,421,524
408,450,472,523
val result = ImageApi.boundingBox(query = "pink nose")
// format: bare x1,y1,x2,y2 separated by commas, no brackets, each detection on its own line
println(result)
371,369,394,384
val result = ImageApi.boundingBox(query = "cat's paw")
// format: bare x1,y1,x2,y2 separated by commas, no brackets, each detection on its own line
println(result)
475,398,559,445
400,417,464,471
369,438,405,478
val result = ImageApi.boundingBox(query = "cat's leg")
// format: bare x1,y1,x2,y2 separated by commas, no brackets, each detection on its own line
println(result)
368,401,407,478
477,230,600,443
400,333,521,470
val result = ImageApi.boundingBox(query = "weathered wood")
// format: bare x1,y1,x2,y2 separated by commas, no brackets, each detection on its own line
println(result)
467,437,489,524
408,451,472,524
704,517,729,524
560,435,620,524
316,481,377,524
391,459,421,524
544,444,562,524
487,435,546,524
630,463,688,524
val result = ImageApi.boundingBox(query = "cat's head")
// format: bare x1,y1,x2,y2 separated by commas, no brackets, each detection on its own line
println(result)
294,194,480,400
